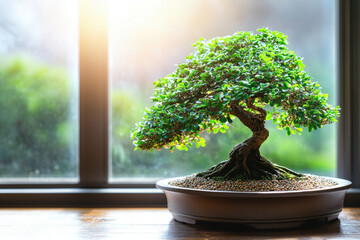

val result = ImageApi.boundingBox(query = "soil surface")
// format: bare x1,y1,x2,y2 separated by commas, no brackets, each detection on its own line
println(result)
169,174,338,192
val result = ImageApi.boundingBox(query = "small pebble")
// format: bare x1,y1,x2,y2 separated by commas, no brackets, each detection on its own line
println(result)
169,174,337,192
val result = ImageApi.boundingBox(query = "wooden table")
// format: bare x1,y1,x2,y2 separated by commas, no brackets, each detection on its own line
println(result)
0,208,359,239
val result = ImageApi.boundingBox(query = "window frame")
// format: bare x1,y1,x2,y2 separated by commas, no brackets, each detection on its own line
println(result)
337,0,360,206
0,0,358,207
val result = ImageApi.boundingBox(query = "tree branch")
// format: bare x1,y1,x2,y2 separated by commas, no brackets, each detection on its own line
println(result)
229,101,254,129
246,98,267,120
230,100,267,133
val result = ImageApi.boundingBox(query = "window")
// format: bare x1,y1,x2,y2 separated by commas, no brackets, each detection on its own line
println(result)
109,0,337,181
0,0,78,182
0,0,358,207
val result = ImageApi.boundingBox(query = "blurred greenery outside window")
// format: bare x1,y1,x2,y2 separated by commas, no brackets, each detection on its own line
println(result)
109,0,338,180
0,0,78,181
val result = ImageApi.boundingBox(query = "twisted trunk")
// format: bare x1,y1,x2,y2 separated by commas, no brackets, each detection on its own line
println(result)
197,101,304,180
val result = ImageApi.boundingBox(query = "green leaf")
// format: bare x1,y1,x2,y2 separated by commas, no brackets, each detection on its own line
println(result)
266,112,272,121
286,127,291,136
308,126,313,132
219,116,227,123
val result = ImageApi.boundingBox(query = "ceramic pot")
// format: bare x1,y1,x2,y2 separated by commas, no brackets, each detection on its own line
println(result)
156,176,352,229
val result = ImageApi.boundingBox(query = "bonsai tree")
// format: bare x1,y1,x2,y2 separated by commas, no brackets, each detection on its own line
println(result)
131,28,340,180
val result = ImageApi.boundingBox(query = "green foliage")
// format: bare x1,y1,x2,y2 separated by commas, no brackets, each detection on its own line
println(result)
0,56,76,177
131,28,340,151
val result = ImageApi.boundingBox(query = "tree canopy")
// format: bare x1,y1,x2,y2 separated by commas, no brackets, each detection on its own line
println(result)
131,28,340,152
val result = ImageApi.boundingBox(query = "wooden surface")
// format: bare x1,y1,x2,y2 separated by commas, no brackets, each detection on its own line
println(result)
0,208,359,239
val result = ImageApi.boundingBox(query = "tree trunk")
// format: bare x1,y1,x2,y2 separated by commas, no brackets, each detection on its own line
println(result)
197,101,304,180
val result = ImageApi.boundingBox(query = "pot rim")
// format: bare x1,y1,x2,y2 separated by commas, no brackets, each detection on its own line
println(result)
156,176,352,198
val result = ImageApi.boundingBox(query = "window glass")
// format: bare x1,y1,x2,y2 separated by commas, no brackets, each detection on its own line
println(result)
109,0,337,180
0,0,78,181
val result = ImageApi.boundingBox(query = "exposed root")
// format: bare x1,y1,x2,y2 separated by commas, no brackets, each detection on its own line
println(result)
196,147,304,180
273,164,304,178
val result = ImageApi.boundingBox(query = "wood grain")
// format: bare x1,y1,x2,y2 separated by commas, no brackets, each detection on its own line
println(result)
0,208,359,239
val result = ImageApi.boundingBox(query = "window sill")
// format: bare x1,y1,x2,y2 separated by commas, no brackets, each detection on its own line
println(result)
0,188,358,207
344,188,360,207
0,188,166,207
